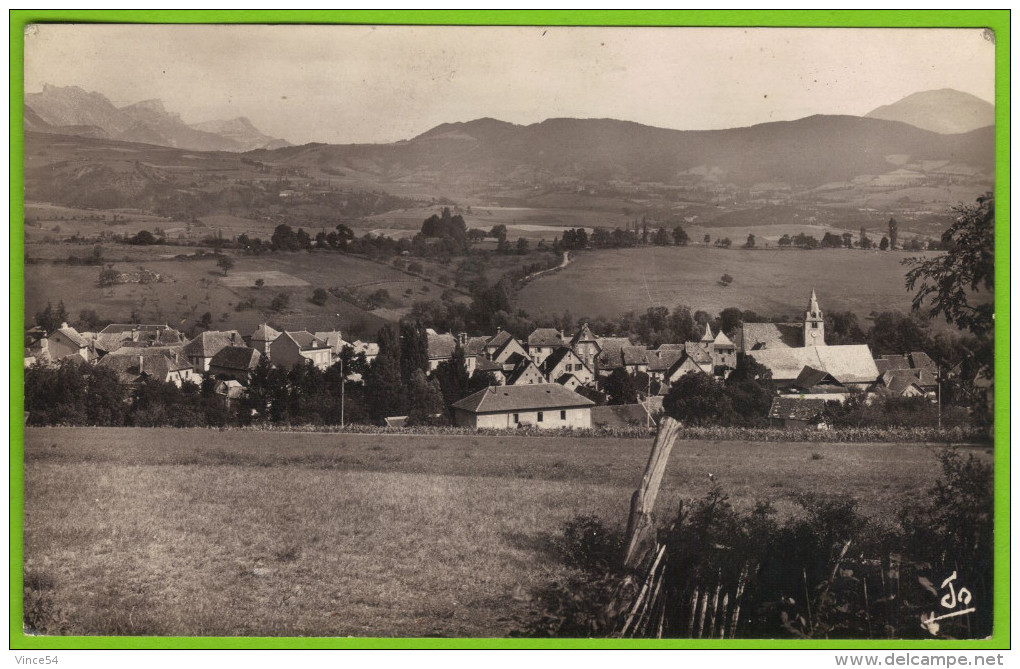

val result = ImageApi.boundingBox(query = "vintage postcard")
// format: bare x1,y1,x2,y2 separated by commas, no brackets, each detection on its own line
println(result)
14,15,1002,649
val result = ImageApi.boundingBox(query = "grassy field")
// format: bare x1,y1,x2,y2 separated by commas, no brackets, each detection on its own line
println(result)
22,427,986,638
23,250,459,337
518,246,946,321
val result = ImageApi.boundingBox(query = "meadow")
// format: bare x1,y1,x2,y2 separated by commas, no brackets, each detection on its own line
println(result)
518,246,944,321
21,427,985,638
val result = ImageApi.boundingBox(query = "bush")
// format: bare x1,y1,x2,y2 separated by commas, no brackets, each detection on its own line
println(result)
311,287,329,306
270,292,290,312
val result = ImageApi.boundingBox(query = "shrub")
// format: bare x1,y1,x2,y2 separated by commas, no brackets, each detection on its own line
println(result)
311,287,329,306
270,292,290,312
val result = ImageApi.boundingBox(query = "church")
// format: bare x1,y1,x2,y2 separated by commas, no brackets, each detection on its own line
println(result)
738,290,880,397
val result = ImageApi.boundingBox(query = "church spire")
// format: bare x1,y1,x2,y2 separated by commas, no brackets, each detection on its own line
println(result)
804,289,825,347
808,288,820,316
700,322,714,342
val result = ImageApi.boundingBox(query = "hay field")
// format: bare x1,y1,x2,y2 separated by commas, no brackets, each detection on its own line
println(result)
518,246,943,321
22,427,979,638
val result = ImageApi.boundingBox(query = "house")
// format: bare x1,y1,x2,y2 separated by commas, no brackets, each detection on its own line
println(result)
505,357,547,386
569,323,602,371
879,368,938,399
541,347,595,387
209,346,262,383
98,351,196,388
97,324,185,352
314,330,349,365
490,334,530,368
874,352,938,376
249,323,281,357
182,330,244,372
665,354,709,384
645,348,685,383
451,383,595,429
269,331,332,370
768,397,828,430
555,373,584,391
712,329,737,371
483,329,517,359
471,356,505,384
46,323,90,363
426,331,458,371
595,337,632,376
527,328,565,366
621,346,649,374
681,342,714,375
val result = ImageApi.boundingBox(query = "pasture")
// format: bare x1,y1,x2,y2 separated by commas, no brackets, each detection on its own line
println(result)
518,246,943,321
21,427,981,637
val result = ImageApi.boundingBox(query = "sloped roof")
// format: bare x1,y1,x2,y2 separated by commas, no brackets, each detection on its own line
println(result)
214,379,245,398
714,330,735,348
383,416,409,428
569,323,600,347
505,358,545,386
464,336,490,357
882,368,937,395
683,342,713,365
595,337,632,368
646,348,685,372
352,341,379,357
100,323,173,335
794,366,840,390
528,328,563,347
555,373,580,385
749,345,879,384
452,383,595,413
669,356,707,377
656,343,685,350
183,330,242,358
107,344,184,358
768,397,826,421
427,332,458,360
314,331,348,354
486,330,516,350
738,322,803,353
284,331,328,351
700,323,715,342
210,346,261,371
622,346,649,367
491,335,526,362
541,347,586,375
251,323,281,342
99,352,191,380
53,325,86,347
909,352,937,375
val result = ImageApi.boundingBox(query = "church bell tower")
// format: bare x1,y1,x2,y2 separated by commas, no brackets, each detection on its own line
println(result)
804,289,825,347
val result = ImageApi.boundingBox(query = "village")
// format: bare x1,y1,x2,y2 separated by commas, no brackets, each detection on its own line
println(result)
24,289,940,431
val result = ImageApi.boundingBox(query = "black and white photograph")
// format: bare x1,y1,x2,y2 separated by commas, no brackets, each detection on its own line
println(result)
19,22,997,640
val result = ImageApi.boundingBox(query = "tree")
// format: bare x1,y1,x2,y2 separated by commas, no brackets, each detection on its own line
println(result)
399,320,429,384
868,311,931,356
603,368,638,405
405,370,447,425
216,255,235,276
778,234,792,248
311,288,329,306
744,233,756,249
129,229,158,245
719,273,733,286
490,224,508,242
653,227,671,246
434,344,471,407
364,325,405,421
842,232,853,249
879,236,889,251
724,356,775,424
98,267,120,287
703,234,711,244
35,301,69,332
672,226,690,246
888,217,899,250
905,193,994,338
516,237,530,254
198,311,213,330
254,278,265,290
270,292,290,312
663,372,734,426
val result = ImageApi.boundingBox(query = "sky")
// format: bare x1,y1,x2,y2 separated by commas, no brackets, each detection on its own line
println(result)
24,24,996,146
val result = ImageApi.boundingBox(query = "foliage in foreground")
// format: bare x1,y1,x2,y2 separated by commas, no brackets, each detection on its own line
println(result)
515,448,994,639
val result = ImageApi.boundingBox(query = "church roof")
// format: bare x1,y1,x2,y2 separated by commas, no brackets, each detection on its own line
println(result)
749,345,879,384
713,330,735,348
737,322,803,353
700,323,714,342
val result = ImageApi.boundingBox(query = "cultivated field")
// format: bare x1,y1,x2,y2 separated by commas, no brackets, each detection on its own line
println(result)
518,246,947,321
22,427,985,638
23,250,461,337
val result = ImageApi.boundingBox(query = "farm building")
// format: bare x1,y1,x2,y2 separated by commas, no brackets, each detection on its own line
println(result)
748,345,879,391
768,397,828,430
45,323,91,363
451,383,595,430
270,331,332,370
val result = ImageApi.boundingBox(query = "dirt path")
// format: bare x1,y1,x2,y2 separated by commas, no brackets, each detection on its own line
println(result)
523,251,570,282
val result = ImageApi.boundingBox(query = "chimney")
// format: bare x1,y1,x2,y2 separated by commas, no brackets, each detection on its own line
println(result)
138,355,144,374
60,322,68,330
457,332,467,346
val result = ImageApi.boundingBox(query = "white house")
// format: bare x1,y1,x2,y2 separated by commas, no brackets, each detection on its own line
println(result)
451,383,595,430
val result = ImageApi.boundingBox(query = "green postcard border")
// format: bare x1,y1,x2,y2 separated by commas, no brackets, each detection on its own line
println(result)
8,9,1010,651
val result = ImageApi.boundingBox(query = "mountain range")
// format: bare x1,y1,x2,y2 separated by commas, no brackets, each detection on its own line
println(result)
865,89,994,134
24,84,291,152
